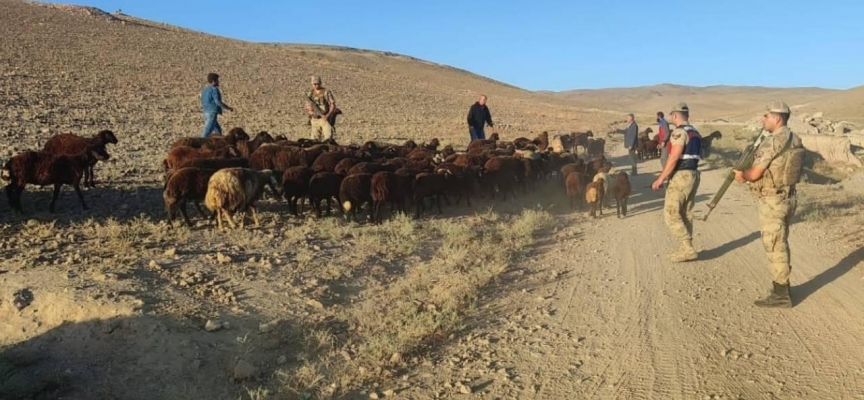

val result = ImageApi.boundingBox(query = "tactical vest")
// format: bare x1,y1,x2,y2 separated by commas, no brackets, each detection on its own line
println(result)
674,125,702,171
309,89,331,115
750,129,805,195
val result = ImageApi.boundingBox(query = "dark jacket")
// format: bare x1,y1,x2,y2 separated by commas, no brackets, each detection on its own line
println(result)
624,122,639,149
467,102,493,130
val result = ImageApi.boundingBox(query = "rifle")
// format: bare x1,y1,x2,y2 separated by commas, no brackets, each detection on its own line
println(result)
305,94,342,127
696,131,765,221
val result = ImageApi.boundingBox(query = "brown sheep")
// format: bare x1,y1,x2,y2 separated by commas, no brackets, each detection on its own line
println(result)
164,145,239,172
308,172,345,217
163,167,216,227
481,156,522,201
2,145,110,213
334,158,360,175
204,168,278,230
413,171,449,218
348,162,393,175
370,171,404,224
281,166,314,216
176,157,249,171
340,173,373,223
586,137,606,157
467,132,500,152
235,131,275,157
565,172,589,210
610,172,631,218
171,127,250,150
249,144,307,172
311,151,347,173
42,129,118,188
585,181,604,218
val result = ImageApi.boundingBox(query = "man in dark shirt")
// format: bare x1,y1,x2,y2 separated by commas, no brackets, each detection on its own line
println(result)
467,95,494,141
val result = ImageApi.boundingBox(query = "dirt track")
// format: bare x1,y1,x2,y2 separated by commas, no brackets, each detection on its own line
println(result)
402,147,864,399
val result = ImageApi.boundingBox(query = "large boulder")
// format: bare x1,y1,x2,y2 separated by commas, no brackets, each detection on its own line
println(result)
800,134,863,167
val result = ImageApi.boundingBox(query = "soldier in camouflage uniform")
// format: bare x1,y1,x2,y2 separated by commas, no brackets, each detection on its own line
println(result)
652,102,702,262
734,100,805,308
304,75,337,141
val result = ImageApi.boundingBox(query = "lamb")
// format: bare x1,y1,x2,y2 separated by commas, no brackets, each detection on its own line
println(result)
204,168,279,230
281,166,314,216
2,145,110,213
565,172,589,210
41,129,118,188
308,172,345,217
340,173,373,223
163,167,216,227
610,171,631,218
585,181,605,218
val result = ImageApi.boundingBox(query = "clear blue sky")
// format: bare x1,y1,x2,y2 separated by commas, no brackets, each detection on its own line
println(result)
72,0,863,91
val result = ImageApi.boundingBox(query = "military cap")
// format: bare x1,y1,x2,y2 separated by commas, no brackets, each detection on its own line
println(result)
767,100,791,114
671,102,689,113
311,76,322,84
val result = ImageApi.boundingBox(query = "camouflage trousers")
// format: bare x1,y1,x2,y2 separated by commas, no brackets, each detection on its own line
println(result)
664,170,700,242
756,193,797,285
310,118,334,141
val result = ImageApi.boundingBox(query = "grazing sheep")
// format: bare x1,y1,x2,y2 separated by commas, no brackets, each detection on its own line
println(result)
610,172,631,218
235,131,275,157
308,172,345,217
565,172,589,210
204,168,278,230
42,129,118,188
2,145,110,213
467,132,500,152
586,137,606,157
163,167,216,227
340,173,373,223
281,166,314,216
333,157,360,175
585,181,604,218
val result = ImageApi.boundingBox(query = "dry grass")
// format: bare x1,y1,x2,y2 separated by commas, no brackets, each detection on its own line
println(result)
269,209,553,398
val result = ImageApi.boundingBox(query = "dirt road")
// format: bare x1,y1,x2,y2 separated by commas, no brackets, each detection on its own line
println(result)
405,147,864,399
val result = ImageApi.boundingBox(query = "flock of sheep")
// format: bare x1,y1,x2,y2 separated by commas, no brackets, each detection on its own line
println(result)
1,127,636,227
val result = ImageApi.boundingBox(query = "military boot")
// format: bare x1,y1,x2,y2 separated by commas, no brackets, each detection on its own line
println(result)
754,282,792,308
669,240,698,262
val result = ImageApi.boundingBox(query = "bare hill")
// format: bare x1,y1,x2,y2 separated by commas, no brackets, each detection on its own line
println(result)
551,84,836,122
0,0,608,151
802,85,864,124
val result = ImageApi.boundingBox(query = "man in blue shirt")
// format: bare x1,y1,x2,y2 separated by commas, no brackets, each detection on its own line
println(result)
200,73,234,138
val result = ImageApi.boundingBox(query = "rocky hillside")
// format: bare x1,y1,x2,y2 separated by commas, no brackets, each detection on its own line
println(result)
550,84,836,121
0,0,608,157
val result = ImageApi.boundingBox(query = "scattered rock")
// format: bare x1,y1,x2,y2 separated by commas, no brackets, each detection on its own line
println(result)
369,392,380,399
13,288,34,311
216,252,232,264
306,299,324,309
383,389,396,397
204,319,223,332
277,355,287,365
163,247,176,257
458,383,472,394
259,320,280,333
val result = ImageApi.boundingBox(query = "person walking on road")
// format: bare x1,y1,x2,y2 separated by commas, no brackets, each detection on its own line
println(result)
651,102,702,262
